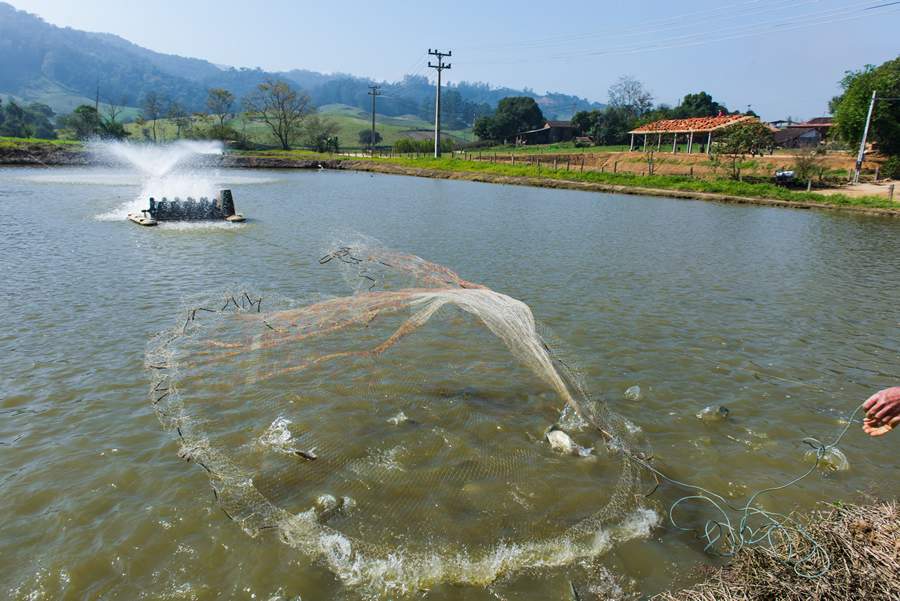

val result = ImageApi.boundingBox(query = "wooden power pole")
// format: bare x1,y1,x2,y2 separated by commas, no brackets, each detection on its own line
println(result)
368,85,382,156
427,49,451,158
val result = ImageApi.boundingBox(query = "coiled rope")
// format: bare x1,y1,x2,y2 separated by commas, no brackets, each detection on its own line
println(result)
623,402,865,579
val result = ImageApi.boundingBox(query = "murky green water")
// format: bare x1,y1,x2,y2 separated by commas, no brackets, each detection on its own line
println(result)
2,166,899,600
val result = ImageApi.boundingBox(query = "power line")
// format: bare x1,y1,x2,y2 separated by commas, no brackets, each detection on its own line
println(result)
427,49,451,158
459,0,811,53
455,1,895,66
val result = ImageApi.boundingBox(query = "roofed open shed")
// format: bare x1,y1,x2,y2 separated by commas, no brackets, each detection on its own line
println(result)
628,114,758,154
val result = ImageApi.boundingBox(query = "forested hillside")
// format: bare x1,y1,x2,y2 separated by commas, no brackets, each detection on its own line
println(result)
0,1,602,122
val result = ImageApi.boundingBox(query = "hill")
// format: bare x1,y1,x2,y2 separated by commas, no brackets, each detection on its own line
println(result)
0,1,603,124
122,103,474,148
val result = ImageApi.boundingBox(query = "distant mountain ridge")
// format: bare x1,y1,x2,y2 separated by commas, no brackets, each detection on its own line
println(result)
0,2,603,121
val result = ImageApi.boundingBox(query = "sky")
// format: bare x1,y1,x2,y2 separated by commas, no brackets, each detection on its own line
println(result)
8,0,900,119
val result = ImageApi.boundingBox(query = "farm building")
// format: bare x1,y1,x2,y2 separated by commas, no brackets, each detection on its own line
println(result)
773,127,822,148
773,117,833,148
628,114,757,154
515,120,576,145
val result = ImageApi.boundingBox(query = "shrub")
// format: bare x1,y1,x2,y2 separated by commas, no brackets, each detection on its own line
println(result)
393,137,454,154
881,155,900,179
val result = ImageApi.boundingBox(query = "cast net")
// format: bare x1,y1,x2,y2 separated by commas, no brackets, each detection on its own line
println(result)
147,241,655,596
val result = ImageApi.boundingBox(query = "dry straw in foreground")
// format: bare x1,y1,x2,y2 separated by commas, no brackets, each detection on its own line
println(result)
655,501,900,601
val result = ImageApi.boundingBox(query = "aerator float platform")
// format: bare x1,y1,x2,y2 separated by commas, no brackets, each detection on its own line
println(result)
128,189,245,226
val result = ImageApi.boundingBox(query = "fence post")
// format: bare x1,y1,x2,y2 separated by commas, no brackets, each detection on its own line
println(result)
690,166,693,178
889,184,895,202
614,161,618,173
875,166,880,181
580,157,584,172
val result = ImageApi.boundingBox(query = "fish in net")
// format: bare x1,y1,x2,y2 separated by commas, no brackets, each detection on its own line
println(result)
146,242,656,596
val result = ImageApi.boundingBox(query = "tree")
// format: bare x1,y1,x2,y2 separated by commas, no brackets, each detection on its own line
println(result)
167,101,192,139
793,147,826,188
832,57,900,156
608,76,653,117
243,78,312,150
206,88,235,129
472,96,544,142
1,101,28,137
571,110,599,135
60,104,102,139
713,121,774,179
0,100,56,138
104,97,123,126
140,92,165,142
100,96,128,139
571,106,636,145
301,114,339,152
673,92,728,118
24,102,56,138
358,129,382,147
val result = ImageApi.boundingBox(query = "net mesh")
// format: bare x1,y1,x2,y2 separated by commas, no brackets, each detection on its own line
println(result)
147,241,655,595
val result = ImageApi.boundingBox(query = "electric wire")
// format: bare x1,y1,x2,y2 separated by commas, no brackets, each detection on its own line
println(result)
459,0,817,53
455,1,897,66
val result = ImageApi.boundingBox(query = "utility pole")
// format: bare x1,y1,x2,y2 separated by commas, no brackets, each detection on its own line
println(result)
368,85,382,156
427,49,451,158
853,90,877,184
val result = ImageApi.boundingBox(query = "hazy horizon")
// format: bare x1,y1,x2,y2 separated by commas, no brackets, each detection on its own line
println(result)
7,0,899,119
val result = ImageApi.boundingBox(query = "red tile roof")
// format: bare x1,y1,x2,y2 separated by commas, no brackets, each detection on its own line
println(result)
630,115,755,134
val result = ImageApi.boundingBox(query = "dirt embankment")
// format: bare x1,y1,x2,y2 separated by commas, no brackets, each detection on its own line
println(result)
219,156,346,169
0,143,88,166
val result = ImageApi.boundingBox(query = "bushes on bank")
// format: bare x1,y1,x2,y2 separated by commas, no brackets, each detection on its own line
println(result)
881,155,900,180
393,137,454,154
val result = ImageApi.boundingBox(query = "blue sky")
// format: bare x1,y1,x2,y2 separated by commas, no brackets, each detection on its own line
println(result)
9,0,899,119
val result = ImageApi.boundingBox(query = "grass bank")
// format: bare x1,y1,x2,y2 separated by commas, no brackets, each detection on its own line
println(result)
0,135,81,148
362,155,896,210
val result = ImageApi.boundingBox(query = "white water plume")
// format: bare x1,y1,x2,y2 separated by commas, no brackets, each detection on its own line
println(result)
92,140,224,221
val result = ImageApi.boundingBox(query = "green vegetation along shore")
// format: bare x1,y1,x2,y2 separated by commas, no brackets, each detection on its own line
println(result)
226,148,900,215
2,137,897,215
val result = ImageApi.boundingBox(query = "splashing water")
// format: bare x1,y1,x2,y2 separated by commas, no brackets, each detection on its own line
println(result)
147,241,656,597
91,140,224,221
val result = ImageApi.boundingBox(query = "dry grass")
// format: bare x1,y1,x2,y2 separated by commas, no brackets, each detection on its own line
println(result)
654,501,900,601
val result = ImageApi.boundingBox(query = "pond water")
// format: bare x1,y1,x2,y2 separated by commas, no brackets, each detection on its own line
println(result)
2,166,899,600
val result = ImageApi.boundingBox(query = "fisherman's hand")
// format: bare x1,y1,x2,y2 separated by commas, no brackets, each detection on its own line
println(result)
863,387,900,420
862,414,900,437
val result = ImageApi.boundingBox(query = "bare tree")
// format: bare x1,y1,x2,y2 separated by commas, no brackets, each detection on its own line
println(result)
167,101,191,139
608,75,654,117
243,78,312,150
140,92,165,142
206,88,235,129
100,95,129,139
104,95,125,126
